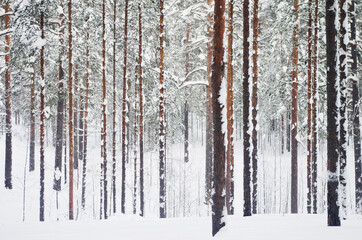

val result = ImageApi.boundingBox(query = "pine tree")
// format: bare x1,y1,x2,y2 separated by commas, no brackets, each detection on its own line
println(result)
326,0,340,227
291,0,299,214
243,0,251,217
211,0,226,236
4,0,13,190
226,0,234,216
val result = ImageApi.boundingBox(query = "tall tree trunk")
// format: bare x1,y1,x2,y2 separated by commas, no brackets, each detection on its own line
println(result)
112,0,117,215
159,0,167,219
39,0,45,221
121,0,129,215
101,0,108,219
68,0,74,220
205,0,213,207
291,0,299,214
211,0,226,236
226,0,234,216
73,66,79,170
326,0,340,227
133,74,138,215
184,23,190,164
81,29,90,210
306,0,313,214
251,0,259,215
350,0,362,214
54,1,66,191
4,0,12,189
311,0,319,214
243,0,251,217
339,0,347,220
138,1,145,217
29,70,35,172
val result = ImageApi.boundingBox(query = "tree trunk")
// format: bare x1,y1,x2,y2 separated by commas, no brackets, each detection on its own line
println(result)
73,66,79,170
39,0,45,221
68,0,74,220
211,0,226,236
306,0,313,214
54,1,65,192
29,71,35,172
251,0,259,215
339,0,347,220
159,0,167,219
101,0,108,219
291,0,299,214
226,0,234,216
326,0,340,226
350,0,362,214
243,0,251,217
184,23,190,164
4,0,12,189
138,2,145,217
121,0,129,215
311,0,319,214
205,0,213,206
133,73,138,215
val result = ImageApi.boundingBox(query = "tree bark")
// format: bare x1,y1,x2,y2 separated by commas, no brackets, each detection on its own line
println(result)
4,0,12,189
159,0,167,219
39,0,45,221
211,0,226,236
251,0,259,215
112,0,117,215
326,0,340,226
226,0,234,216
184,23,190,164
121,0,129,215
291,0,299,214
29,71,35,172
138,1,145,217
243,0,251,217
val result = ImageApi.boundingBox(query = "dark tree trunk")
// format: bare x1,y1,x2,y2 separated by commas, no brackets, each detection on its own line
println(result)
112,0,117,214
205,0,213,206
39,0,45,221
4,1,12,189
350,0,362,214
339,0,347,220
311,0,319,214
291,0,299,214
243,0,251,217
159,0,167,219
121,0,129,215
326,0,340,226
54,1,66,191
226,0,234,216
211,0,226,236
73,67,79,170
251,0,259,215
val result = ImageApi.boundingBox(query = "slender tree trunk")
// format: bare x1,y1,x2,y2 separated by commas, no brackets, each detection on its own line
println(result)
205,0,213,206
133,74,138,215
159,0,167,219
112,0,117,215
101,0,108,219
291,0,299,214
339,0,348,220
211,0,226,236
326,0,340,226
226,0,234,216
311,0,319,214
4,0,12,189
349,0,362,215
306,0,313,214
184,23,190,164
29,70,35,172
138,1,145,217
121,0,129,215
251,0,259,215
54,1,66,191
68,0,74,220
73,66,79,170
243,0,251,217
39,0,45,221
81,29,90,210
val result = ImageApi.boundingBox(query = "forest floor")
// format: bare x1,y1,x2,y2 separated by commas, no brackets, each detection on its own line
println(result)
1,124,362,239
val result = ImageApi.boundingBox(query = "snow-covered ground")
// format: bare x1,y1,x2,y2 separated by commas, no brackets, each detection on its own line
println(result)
1,122,361,239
